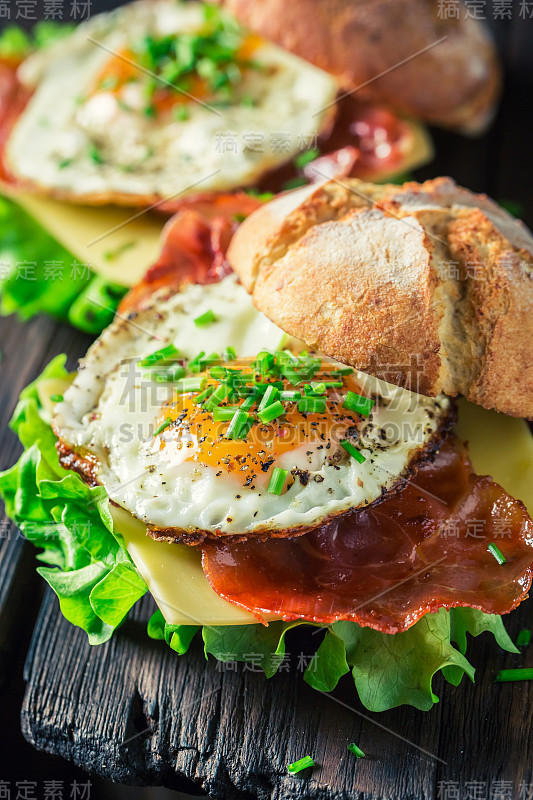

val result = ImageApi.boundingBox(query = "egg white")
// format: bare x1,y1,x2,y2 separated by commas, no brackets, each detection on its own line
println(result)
53,275,451,536
6,0,337,201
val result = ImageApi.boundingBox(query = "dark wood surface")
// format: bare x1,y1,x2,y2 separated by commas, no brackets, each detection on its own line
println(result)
2,10,533,800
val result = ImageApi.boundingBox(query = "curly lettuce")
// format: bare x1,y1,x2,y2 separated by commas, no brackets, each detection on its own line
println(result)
0,357,518,710
0,196,127,334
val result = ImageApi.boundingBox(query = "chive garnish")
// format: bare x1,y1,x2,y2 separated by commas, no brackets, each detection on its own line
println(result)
204,383,230,410
154,417,173,436
258,400,285,424
343,391,375,417
294,148,320,169
257,385,279,412
268,467,288,495
297,397,326,414
224,346,237,362
488,542,506,565
287,756,315,775
340,440,366,463
189,351,206,373
347,743,365,758
240,389,259,410
331,367,354,376
213,407,238,422
50,394,63,403
495,668,533,682
280,390,301,402
194,309,217,327
225,408,250,440
138,344,179,368
149,364,186,383
517,629,531,647
175,376,206,393
195,385,214,405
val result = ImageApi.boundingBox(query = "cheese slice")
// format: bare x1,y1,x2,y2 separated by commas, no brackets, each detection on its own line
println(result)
455,398,533,515
1,185,163,287
39,379,533,627
111,505,273,627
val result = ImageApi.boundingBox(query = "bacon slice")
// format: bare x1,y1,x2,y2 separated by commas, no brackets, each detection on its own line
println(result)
119,194,261,313
202,438,533,634
0,61,31,183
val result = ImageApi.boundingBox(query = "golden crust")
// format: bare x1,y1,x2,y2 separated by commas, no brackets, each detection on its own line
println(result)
216,0,501,134
228,177,533,418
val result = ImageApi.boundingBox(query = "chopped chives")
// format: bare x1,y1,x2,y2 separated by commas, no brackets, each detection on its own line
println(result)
176,376,206,393
224,346,237,362
258,400,285,423
517,629,531,647
50,394,63,403
312,381,343,390
147,364,186,383
268,467,288,495
213,407,238,422
495,668,533,682
194,309,217,327
188,351,205,373
225,408,250,440
280,390,301,402
488,542,506,565
347,743,365,758
340,440,366,463
297,397,326,414
154,417,173,436
294,147,320,168
343,391,375,416
199,352,220,370
257,385,279,412
240,389,259,410
204,383,230,410
138,344,179,367
256,351,275,376
287,756,315,775
210,365,227,381
195,385,214,405
331,367,354,376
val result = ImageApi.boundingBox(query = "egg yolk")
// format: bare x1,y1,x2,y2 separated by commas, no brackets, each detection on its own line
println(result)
154,365,367,489
90,34,263,118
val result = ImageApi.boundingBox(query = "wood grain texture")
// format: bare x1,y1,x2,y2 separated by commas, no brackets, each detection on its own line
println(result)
20,588,533,799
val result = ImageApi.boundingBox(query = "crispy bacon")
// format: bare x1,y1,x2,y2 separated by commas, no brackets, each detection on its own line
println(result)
0,60,31,183
119,193,262,313
202,437,533,634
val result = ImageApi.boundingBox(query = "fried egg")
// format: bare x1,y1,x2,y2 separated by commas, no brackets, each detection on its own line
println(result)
53,275,452,538
6,0,337,203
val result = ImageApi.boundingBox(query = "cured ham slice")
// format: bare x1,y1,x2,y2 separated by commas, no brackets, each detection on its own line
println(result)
202,438,533,634
119,195,261,313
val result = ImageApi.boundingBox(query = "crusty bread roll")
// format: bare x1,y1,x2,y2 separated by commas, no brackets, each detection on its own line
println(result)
216,0,501,134
228,177,533,419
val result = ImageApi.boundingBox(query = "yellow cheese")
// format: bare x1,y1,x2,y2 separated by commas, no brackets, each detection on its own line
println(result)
454,398,533,515
111,506,273,627
40,379,533,627
1,186,163,287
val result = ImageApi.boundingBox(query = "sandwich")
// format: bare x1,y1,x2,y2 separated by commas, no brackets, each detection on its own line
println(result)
0,0,499,331
2,176,533,713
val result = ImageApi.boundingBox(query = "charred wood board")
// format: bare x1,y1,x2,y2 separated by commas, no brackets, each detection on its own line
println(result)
20,587,533,800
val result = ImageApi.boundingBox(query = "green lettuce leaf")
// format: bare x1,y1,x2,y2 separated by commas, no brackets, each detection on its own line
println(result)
0,196,126,334
0,357,147,643
0,357,521,710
